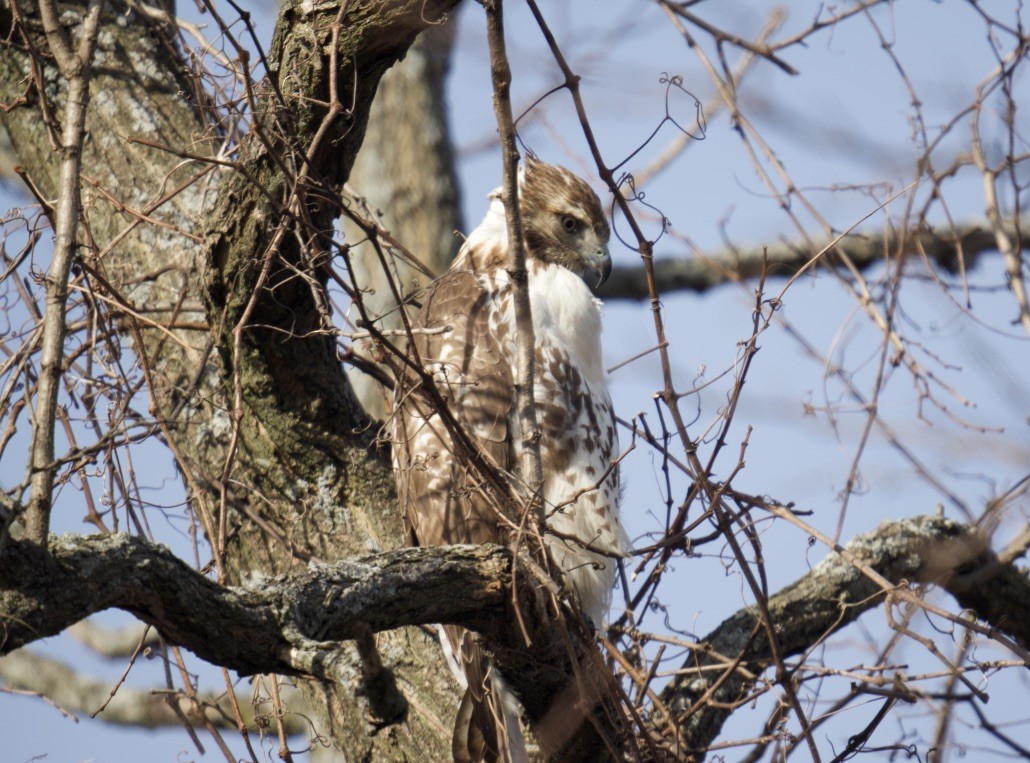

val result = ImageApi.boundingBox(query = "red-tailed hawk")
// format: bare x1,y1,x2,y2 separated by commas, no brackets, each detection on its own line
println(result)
392,157,627,762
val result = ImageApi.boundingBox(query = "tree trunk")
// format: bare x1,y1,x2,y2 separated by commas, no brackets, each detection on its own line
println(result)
0,1,461,758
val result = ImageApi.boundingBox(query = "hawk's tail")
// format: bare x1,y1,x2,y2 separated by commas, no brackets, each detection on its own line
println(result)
443,626,528,763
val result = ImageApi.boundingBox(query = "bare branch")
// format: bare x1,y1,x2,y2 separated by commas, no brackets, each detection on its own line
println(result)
662,514,1030,756
484,0,545,523
0,533,517,676
599,218,1028,301
24,0,104,545
972,103,1030,336
0,650,306,734
657,0,798,76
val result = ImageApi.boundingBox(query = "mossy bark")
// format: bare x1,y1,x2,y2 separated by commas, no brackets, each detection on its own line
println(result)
1,1,460,758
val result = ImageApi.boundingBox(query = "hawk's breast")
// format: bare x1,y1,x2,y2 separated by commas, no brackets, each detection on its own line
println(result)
524,261,627,622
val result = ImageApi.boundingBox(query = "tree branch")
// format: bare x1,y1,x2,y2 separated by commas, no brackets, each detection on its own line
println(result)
662,514,1030,757
24,0,104,545
0,532,516,676
200,0,462,564
2,514,1026,758
485,0,545,518
598,218,1027,301
0,650,307,734
0,526,596,748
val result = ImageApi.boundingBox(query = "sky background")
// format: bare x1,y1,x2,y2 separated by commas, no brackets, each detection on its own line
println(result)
3,1,1029,761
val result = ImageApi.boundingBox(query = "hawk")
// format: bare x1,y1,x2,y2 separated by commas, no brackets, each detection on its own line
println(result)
392,157,627,762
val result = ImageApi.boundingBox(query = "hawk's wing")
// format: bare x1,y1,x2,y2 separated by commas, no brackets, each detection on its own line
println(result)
392,267,514,547
392,268,525,763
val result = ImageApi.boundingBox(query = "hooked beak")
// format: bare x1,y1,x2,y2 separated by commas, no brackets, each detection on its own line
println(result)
591,246,612,289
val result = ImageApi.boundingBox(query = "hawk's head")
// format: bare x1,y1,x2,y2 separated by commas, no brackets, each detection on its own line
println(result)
516,156,612,288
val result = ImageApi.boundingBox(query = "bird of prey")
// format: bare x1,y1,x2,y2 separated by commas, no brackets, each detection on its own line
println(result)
392,156,627,762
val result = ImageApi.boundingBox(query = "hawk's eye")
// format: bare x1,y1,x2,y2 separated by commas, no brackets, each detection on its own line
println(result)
560,214,580,233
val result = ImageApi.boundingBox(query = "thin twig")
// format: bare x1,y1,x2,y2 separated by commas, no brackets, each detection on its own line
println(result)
484,0,545,531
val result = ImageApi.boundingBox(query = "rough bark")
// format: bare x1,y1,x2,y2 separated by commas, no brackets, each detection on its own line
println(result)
0,533,517,666
0,525,610,756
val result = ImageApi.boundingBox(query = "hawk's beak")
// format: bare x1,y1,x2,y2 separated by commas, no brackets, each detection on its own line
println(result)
592,246,612,289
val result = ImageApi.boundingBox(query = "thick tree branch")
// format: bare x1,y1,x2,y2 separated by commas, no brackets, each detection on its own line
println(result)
0,526,596,747
662,515,1030,758
599,218,1027,300
0,533,515,675
204,0,459,439
200,0,462,565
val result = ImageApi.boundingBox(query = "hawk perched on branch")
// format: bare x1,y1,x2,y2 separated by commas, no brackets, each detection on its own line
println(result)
392,157,627,762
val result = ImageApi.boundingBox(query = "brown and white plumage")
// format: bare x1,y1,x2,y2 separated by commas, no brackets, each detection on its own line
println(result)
392,157,627,762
